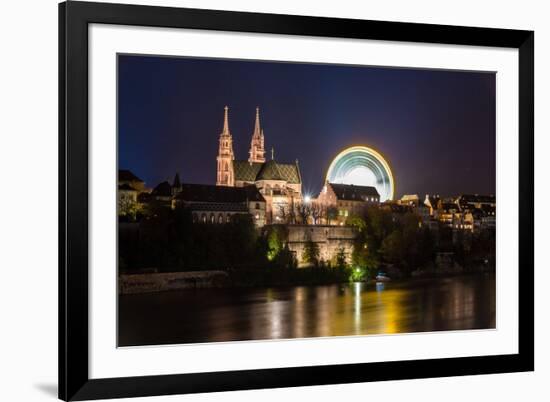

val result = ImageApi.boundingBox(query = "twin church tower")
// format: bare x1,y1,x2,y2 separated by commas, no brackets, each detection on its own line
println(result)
214,105,303,222
216,106,267,186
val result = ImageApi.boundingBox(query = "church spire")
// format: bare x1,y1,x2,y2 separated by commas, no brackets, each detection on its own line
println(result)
216,106,235,186
248,106,266,163
222,105,230,135
253,106,261,136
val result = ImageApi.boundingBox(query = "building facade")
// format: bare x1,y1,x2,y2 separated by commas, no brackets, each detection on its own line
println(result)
317,182,380,224
175,183,267,227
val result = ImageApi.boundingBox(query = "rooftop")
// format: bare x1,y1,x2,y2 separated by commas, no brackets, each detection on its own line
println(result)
118,169,143,183
233,160,301,184
176,183,265,204
328,182,379,201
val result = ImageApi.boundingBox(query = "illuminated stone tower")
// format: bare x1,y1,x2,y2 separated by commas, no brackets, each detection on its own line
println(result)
248,107,266,163
216,106,235,186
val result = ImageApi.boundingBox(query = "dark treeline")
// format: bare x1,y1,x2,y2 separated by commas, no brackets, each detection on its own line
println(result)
120,208,268,272
119,207,349,286
348,207,495,280
119,205,495,283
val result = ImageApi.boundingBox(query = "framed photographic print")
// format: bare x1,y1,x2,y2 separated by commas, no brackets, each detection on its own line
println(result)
59,1,534,400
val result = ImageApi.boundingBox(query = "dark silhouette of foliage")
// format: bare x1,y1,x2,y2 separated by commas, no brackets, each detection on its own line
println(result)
302,240,320,267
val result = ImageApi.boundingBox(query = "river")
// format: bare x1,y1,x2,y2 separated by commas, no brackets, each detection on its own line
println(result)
118,273,495,346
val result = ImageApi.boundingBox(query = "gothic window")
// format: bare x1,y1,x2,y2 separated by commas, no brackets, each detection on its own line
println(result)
218,214,224,224
226,214,231,223
224,163,229,172
210,213,215,224
201,213,207,223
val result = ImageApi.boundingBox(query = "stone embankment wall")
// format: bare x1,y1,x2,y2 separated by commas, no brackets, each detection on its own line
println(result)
285,224,357,267
119,270,230,294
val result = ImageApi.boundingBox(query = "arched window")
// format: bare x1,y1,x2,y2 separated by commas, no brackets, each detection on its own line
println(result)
201,213,207,223
226,214,231,223
210,213,215,224
192,213,198,223
218,214,224,223
224,162,229,172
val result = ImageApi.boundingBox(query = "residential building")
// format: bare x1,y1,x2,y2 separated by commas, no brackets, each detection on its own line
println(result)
117,169,146,218
317,182,380,224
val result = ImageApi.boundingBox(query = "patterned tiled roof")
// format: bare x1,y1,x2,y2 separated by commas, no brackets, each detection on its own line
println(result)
232,160,301,184
232,161,263,182
257,160,285,181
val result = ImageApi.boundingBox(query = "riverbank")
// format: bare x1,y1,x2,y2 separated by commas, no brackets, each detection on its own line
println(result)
119,263,494,294
119,267,349,294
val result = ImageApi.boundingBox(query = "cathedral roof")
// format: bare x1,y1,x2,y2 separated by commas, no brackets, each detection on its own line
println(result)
232,160,301,184
232,161,263,182
257,160,285,181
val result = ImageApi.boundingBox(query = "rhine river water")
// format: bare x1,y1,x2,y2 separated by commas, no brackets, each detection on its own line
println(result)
118,273,495,346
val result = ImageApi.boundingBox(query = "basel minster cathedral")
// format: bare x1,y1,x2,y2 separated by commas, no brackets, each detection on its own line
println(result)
216,106,303,223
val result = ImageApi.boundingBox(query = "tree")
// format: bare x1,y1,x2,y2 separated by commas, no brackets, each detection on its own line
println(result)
310,202,323,225
302,240,320,266
351,241,379,279
334,247,348,269
118,197,143,221
277,204,290,224
347,213,379,278
266,225,287,261
326,205,338,225
417,226,436,268
347,214,367,232
380,213,423,276
273,243,297,269
295,202,312,224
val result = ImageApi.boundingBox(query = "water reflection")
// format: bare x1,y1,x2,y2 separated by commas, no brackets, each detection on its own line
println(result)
118,273,496,347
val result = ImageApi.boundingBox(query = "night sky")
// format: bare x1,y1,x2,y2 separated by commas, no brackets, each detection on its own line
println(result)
118,55,496,198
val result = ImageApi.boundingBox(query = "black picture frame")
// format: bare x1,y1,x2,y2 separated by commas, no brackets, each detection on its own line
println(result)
59,1,534,400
